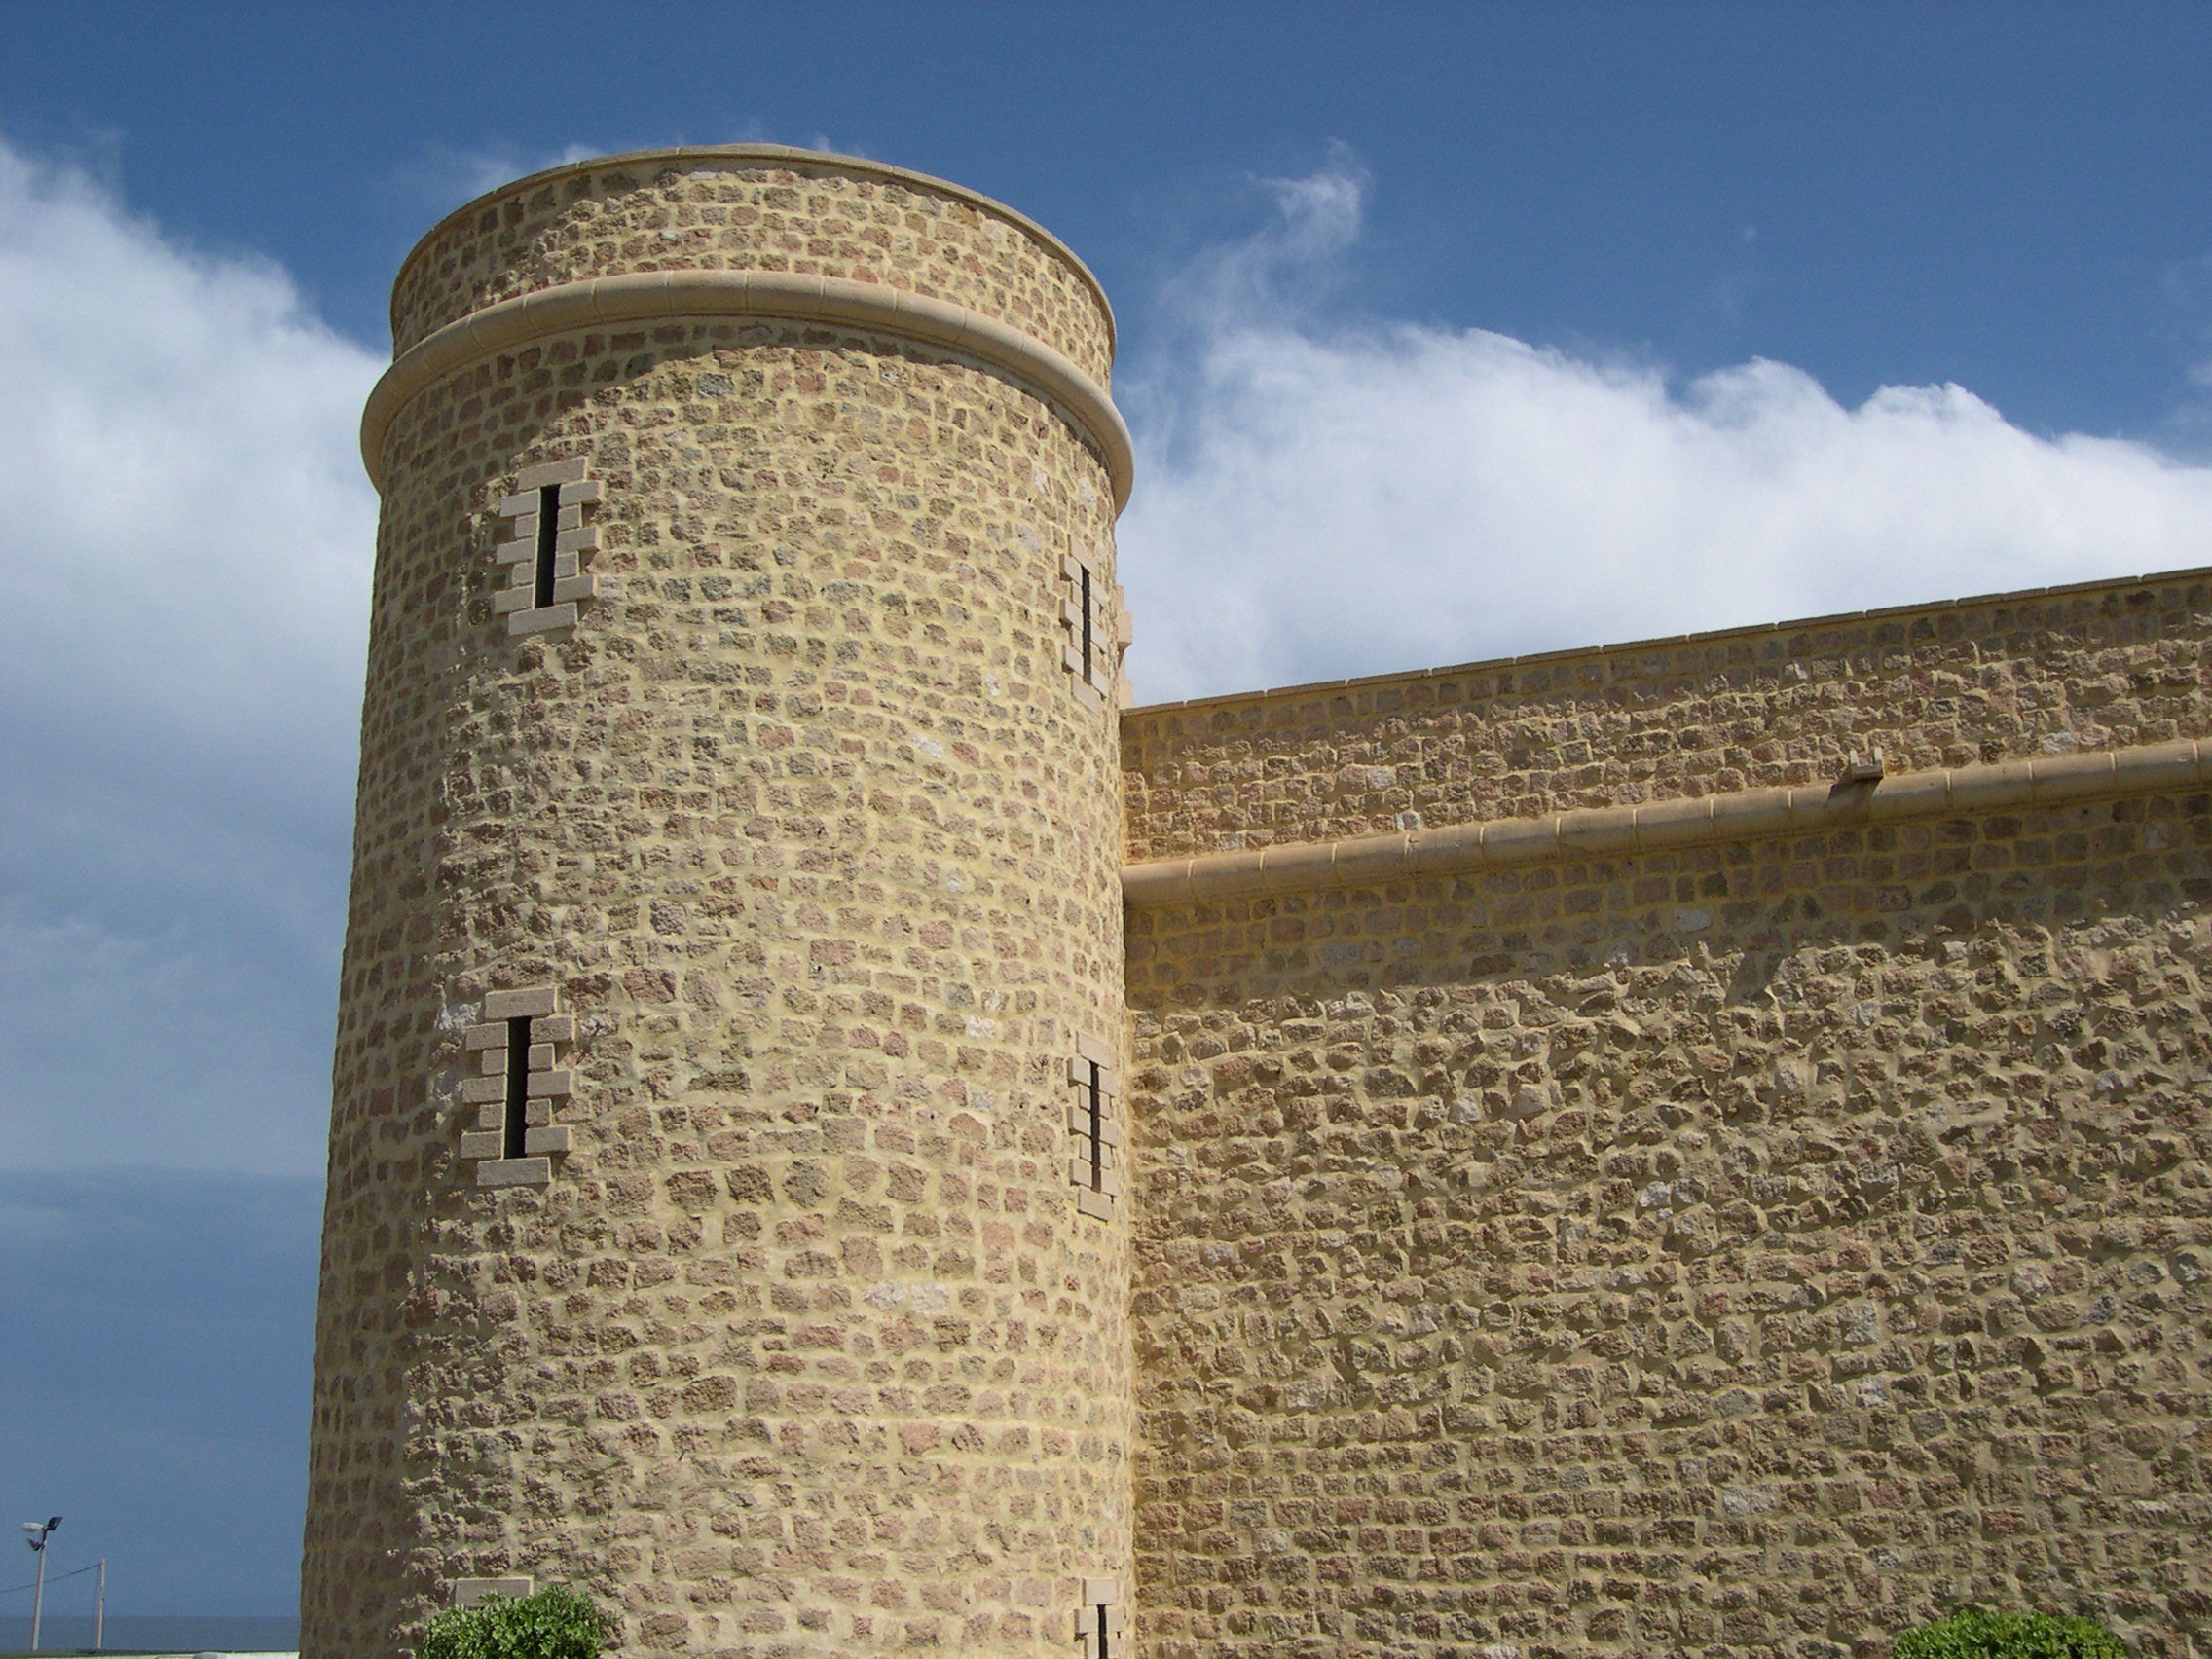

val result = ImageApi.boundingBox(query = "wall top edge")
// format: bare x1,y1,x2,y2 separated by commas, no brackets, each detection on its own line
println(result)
389,143,1116,357
1124,562,2212,722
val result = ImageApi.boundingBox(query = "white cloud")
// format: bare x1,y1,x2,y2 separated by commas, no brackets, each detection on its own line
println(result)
0,140,381,1174
8,138,2208,1170
1118,161,2212,702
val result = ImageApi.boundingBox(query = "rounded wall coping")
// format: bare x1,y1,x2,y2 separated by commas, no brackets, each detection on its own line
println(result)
359,268,1136,510
1122,736,2212,906
391,143,1116,357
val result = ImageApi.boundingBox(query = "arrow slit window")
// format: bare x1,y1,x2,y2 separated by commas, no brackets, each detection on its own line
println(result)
493,458,603,637
1067,1032,1121,1220
1075,1580,1124,1659
1060,546,1129,711
458,985,577,1186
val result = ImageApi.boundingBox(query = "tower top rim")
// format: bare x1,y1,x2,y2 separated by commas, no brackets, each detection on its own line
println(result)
388,142,1116,356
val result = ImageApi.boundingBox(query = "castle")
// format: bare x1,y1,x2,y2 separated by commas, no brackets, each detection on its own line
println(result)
305,146,2212,1659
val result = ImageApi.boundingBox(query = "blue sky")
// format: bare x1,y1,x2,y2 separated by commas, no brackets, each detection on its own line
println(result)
4,0,2212,1622
6,2,2212,436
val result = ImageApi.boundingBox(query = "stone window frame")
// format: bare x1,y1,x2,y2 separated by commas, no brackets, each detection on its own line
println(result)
1060,544,1130,712
457,985,575,1187
1074,1579,1124,1659
492,458,602,637
1067,1031,1122,1221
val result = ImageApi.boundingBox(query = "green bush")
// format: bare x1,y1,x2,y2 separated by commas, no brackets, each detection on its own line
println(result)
1894,1607,2125,1659
420,1586,613,1659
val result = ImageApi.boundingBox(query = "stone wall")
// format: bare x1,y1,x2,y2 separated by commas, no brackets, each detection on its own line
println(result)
326,143,2212,1659
389,146,1116,381
1124,785,2212,1659
1123,571,2212,861
308,152,1132,1659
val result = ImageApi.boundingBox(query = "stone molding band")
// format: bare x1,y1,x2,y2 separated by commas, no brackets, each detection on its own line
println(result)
359,270,1135,508
1121,736,2212,907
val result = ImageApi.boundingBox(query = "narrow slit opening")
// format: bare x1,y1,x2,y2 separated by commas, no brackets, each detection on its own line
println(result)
1080,565,1094,682
533,484,560,609
502,1015,532,1160
1087,1062,1104,1193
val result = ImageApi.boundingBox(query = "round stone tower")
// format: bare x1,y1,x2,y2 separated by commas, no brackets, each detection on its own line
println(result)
304,147,1135,1659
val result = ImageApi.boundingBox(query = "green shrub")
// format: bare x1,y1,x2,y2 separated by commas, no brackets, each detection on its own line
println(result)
1894,1607,2125,1659
420,1585,613,1659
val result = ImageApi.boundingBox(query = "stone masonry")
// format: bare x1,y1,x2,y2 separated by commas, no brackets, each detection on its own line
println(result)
309,146,2210,1659
309,146,1133,1659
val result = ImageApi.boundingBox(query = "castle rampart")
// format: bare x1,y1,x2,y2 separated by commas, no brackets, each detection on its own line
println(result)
1120,569,2212,1658
313,148,2210,1659
1123,567,2212,859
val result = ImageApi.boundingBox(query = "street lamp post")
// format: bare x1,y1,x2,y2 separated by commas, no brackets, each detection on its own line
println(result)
20,1518,61,1654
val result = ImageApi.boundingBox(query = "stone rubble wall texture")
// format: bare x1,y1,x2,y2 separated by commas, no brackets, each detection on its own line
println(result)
1121,572,2212,861
1124,647,2212,1659
315,144,2212,1659
388,145,1117,382
306,150,1131,1659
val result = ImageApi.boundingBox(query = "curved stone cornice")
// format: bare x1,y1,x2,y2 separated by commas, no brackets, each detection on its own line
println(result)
359,269,1135,509
1122,736,2212,906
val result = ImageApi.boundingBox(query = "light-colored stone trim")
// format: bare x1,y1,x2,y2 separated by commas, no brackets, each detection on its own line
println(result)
1067,1033,1122,1220
1060,545,1125,712
457,985,577,1186
362,271,1135,509
1075,1579,1124,1659
391,143,1117,356
493,464,603,637
1121,736,2212,907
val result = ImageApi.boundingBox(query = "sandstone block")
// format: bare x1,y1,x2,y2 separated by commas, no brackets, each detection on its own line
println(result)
513,457,587,490
483,987,556,1019
505,604,577,636
472,1157,550,1188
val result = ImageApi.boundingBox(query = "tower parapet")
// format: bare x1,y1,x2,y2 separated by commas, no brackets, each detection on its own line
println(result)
306,146,1134,1659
